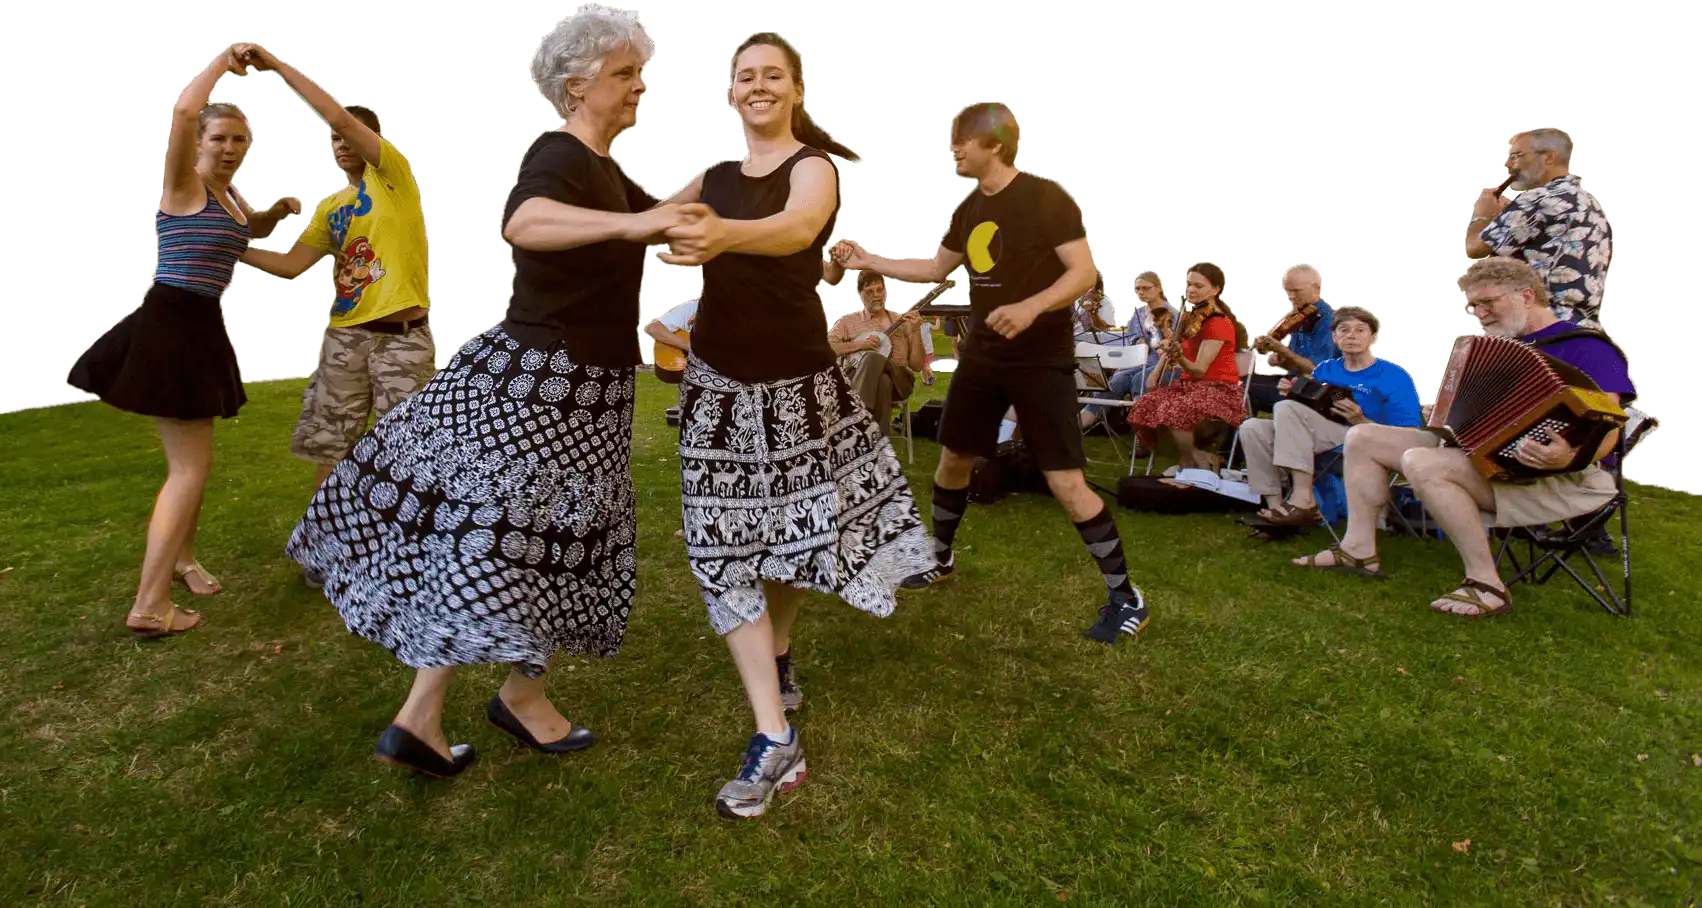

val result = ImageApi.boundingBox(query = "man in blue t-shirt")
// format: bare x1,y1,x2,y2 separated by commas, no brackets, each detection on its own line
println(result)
1249,264,1341,413
1294,257,1635,621
1239,306,1419,523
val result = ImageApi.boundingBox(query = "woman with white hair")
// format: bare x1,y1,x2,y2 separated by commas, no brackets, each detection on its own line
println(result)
287,4,692,779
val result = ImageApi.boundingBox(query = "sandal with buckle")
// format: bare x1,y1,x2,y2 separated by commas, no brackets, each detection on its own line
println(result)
1431,578,1514,619
1294,544,1385,579
174,561,221,596
127,603,204,639
1261,503,1321,527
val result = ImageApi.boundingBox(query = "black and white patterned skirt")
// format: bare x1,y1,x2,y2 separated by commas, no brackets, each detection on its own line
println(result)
286,325,637,677
678,354,935,634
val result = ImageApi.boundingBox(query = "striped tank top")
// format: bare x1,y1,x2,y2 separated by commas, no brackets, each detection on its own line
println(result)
154,188,250,297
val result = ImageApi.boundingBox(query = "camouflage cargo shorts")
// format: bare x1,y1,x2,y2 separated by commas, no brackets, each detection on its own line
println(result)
291,322,436,464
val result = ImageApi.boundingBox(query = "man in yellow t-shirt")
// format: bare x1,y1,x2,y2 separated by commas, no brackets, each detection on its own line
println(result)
235,45,436,587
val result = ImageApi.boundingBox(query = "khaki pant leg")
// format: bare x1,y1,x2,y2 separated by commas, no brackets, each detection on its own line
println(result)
1271,400,1350,474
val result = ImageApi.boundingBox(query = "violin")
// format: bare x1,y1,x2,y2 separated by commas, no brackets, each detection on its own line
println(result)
1260,300,1320,348
1150,298,1223,387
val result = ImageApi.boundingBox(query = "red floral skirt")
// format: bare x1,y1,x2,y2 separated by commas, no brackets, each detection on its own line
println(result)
1125,379,1246,445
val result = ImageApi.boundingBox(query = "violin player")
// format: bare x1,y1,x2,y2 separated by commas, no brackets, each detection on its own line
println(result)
1249,264,1339,414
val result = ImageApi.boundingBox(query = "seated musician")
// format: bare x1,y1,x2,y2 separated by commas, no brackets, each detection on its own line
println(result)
1249,264,1340,414
643,298,697,356
1293,257,1635,619
1072,272,1117,341
1237,306,1421,524
828,270,923,435
1123,263,1251,470
1080,270,1172,430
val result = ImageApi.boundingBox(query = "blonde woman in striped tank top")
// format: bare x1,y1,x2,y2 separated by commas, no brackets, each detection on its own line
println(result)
69,46,302,639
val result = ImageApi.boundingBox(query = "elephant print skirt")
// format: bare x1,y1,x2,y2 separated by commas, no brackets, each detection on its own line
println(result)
677,354,934,635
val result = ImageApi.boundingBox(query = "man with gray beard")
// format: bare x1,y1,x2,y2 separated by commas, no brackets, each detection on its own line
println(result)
1467,128,1612,329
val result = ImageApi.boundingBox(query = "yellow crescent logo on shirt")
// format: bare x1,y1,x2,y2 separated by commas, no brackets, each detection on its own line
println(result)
966,221,999,273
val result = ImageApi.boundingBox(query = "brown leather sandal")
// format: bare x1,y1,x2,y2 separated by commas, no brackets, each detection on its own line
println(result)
1262,503,1321,527
127,604,204,639
1431,578,1514,619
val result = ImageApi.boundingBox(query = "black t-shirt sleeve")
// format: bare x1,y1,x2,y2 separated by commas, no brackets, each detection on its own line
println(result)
503,136,591,228
620,167,659,213
1037,180,1087,248
940,195,971,253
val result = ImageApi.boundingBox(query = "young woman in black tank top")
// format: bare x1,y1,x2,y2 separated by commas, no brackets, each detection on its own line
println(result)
654,32,933,820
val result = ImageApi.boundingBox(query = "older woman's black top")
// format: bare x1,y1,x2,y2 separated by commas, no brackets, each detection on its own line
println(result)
501,131,658,366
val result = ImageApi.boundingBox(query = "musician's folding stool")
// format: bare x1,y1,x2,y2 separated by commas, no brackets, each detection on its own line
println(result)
1492,408,1658,617
895,404,913,465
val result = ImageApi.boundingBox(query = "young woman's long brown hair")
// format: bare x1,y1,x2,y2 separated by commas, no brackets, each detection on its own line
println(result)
730,33,857,160
1185,262,1249,351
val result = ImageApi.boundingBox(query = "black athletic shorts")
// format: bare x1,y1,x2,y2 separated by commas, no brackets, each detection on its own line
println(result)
936,359,1085,471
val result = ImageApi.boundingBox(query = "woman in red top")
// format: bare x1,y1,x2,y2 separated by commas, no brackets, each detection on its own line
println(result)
1125,263,1249,469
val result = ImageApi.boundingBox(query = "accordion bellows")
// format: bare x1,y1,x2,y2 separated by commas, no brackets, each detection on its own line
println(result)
1426,335,1626,481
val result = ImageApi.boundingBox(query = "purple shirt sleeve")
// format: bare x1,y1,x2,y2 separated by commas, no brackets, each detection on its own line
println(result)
1545,338,1635,402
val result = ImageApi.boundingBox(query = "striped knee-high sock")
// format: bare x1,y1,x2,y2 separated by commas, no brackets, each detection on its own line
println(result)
930,483,969,562
1074,505,1136,603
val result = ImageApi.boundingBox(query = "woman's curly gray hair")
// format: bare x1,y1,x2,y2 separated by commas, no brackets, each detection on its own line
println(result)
531,4,654,118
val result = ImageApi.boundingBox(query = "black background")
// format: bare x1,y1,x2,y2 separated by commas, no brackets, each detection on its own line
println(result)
9,8,1688,487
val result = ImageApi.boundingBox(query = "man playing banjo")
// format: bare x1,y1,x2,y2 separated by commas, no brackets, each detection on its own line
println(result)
828,268,925,436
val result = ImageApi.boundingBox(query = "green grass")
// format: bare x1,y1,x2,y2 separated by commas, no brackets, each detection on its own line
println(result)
2,373,1699,907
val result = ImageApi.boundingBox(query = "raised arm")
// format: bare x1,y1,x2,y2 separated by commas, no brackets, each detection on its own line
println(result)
658,171,705,206
163,49,246,210
241,243,327,279
236,44,383,168
657,157,838,265
504,198,690,251
839,241,964,284
227,184,300,239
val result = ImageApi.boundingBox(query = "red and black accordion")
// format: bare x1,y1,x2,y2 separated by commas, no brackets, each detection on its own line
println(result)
1426,334,1626,481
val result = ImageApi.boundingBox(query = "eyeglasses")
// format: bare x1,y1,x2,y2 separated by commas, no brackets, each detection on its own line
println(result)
1506,151,1541,161
1463,296,1505,314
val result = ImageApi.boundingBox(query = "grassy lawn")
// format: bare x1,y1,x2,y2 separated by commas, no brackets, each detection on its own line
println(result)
2,373,1699,907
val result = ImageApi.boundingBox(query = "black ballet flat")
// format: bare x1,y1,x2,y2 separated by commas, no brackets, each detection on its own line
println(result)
486,695,595,754
373,724,477,779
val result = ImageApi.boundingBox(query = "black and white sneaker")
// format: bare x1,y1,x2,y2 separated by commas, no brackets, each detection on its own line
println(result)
899,553,955,591
715,727,807,819
1084,589,1148,644
303,565,326,589
777,653,802,715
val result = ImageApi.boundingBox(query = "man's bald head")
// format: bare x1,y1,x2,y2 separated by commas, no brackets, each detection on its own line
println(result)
1282,264,1322,307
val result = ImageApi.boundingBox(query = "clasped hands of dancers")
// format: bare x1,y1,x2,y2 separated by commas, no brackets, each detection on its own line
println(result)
68,2,1625,821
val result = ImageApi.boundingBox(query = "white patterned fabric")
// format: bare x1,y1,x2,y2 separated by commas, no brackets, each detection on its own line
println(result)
678,354,935,634
287,325,637,677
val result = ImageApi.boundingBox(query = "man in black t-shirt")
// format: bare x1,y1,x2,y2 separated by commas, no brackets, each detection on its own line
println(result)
833,102,1149,645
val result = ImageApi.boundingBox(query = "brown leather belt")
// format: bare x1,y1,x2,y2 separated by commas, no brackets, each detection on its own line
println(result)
358,313,429,335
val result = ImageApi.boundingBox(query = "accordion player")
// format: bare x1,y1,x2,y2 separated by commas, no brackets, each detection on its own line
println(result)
1425,334,1627,482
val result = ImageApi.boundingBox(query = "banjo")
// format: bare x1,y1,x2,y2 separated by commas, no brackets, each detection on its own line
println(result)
849,279,956,362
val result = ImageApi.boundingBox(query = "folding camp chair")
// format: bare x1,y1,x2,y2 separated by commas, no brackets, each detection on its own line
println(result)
1492,407,1658,617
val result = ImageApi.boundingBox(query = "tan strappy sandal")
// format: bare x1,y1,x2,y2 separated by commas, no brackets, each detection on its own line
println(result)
1295,544,1385,579
1431,578,1514,620
174,561,221,596
127,604,204,639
